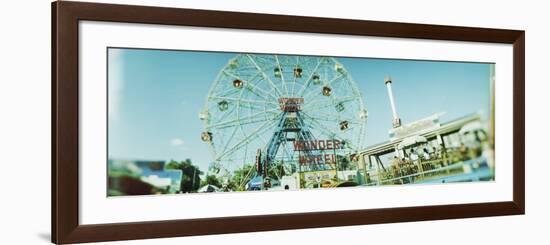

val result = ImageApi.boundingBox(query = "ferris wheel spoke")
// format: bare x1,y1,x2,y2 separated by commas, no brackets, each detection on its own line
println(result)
242,123,282,163
221,70,278,101
214,119,266,130
210,101,238,124
302,73,345,99
303,95,361,111
274,55,289,97
220,125,240,155
301,109,341,122
246,85,279,102
327,80,344,122
238,103,269,111
354,122,366,148
297,58,323,97
208,96,279,107
318,70,361,125
239,166,256,189
333,78,357,99
246,54,284,98
252,127,270,151
217,119,279,160
279,140,295,162
301,112,358,149
302,112,355,125
302,101,350,115
290,56,299,96
304,115,363,133
304,86,360,121
222,69,255,81
207,109,280,129
213,85,242,98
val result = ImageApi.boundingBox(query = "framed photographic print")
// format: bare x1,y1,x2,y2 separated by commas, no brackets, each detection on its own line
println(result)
52,1,525,244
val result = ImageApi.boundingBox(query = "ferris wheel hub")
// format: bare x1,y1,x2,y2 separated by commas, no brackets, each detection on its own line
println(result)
278,97,304,112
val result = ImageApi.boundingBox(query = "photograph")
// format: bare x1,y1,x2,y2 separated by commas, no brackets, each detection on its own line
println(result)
107,48,495,196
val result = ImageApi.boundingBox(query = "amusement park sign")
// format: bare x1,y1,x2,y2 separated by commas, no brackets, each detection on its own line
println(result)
279,98,304,111
293,139,344,165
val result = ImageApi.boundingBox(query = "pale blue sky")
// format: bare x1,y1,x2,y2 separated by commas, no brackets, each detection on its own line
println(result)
108,48,491,172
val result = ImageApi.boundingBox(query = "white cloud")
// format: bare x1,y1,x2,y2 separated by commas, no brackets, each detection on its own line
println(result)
170,138,185,146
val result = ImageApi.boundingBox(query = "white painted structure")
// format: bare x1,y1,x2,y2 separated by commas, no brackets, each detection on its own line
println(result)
384,76,402,128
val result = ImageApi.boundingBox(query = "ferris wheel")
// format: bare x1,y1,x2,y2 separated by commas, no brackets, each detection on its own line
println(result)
199,54,367,182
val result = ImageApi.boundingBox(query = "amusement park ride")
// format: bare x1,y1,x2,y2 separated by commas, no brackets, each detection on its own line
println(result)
199,55,494,191
199,54,368,190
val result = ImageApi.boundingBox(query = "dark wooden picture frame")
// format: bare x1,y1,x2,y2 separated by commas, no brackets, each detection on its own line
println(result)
52,1,525,244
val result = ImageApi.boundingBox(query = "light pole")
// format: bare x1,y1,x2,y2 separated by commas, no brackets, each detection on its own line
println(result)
333,136,339,183
192,166,197,191
385,76,402,128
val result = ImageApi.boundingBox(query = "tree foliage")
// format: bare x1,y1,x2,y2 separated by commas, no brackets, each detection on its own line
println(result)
166,159,202,193
201,174,222,187
266,161,287,180
229,164,255,191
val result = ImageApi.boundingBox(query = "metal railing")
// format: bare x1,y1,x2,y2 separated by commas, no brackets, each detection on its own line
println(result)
364,149,491,186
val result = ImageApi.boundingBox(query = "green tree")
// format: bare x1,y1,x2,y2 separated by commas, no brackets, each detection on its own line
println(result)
166,159,202,193
229,164,255,191
201,174,222,187
267,161,286,180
